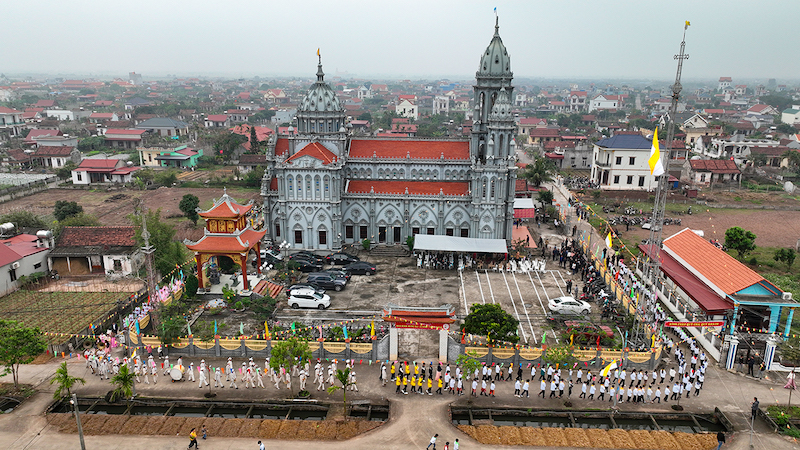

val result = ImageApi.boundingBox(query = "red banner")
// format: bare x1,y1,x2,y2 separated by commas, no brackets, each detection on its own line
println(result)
665,321,724,328
394,322,447,330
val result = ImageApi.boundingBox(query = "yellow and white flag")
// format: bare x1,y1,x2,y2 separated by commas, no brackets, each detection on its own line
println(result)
605,232,613,248
648,128,665,176
600,360,617,377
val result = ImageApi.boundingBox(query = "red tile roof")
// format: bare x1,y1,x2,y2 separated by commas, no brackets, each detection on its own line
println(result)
0,242,22,267
105,129,146,135
89,112,114,119
185,228,266,253
238,154,266,164
199,194,253,219
34,146,74,157
1,234,48,259
346,180,469,196
349,139,469,160
663,228,764,296
25,129,62,143
0,106,22,114
286,142,338,165
35,100,55,107
688,159,740,174
57,226,136,247
275,138,289,156
206,114,228,122
231,124,273,152
76,159,119,171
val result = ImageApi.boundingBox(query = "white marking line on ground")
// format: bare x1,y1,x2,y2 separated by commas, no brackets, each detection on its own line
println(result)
538,271,561,342
458,269,469,313
526,271,548,317
551,270,565,296
475,270,486,304
501,271,528,343
484,270,496,304
511,272,536,344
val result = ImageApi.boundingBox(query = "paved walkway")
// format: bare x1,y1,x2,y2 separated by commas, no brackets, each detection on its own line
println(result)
1,350,798,449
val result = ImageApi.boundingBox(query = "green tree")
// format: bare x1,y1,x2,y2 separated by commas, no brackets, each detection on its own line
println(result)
774,248,796,268
184,273,199,298
357,112,372,122
327,367,354,418
179,194,200,225
154,170,178,187
50,361,85,399
0,320,47,387
54,200,83,221
542,345,576,369
521,156,556,187
269,337,312,396
537,190,554,206
249,125,259,153
129,208,186,277
244,166,265,187
55,162,77,179
211,132,247,160
463,303,519,344
779,336,800,366
724,226,757,259
782,150,800,172
0,211,47,229
109,364,135,402
77,135,110,153
776,123,797,135
455,350,482,381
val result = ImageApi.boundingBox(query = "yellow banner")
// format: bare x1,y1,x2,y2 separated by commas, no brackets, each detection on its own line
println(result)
519,348,543,360
464,347,489,358
627,351,652,363
573,349,597,361
171,340,188,349
323,342,347,353
245,340,268,351
194,340,215,350
349,343,373,354
219,339,242,350
492,349,516,359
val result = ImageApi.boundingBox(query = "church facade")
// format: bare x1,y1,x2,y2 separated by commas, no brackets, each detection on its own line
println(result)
260,19,517,251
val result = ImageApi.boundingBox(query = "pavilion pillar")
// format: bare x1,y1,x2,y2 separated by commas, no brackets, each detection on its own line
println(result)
764,334,779,371
389,326,398,362
439,328,448,363
240,253,249,291
785,308,796,338
724,335,739,370
256,244,262,276
195,254,204,290
768,305,781,333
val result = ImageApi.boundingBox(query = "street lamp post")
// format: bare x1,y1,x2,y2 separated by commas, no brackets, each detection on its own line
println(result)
71,393,86,450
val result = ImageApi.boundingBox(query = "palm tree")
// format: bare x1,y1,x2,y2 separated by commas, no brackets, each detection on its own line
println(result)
522,156,557,187
327,367,354,420
49,362,85,400
109,364,135,403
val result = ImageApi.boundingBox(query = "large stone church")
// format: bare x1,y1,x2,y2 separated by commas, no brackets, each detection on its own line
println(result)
260,19,517,251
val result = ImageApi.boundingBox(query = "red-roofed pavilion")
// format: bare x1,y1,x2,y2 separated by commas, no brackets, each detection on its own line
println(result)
185,191,266,292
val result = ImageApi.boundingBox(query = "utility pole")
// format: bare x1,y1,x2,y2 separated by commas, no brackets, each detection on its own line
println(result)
140,200,157,305
644,23,690,284
71,393,86,450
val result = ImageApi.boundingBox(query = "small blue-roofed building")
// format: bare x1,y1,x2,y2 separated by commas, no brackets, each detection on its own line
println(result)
591,132,659,191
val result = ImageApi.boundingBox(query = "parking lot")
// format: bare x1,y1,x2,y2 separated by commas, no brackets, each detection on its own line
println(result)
277,249,596,348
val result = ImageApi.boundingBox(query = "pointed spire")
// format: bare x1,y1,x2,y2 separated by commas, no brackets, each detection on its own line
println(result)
495,15,499,36
316,61,325,83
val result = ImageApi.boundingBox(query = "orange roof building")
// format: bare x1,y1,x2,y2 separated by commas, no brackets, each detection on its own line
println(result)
185,191,266,292
259,19,518,251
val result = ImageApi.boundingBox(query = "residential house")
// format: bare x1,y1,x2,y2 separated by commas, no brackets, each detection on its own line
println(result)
747,104,779,116
681,159,741,188
395,98,418,120
205,114,230,128
226,109,251,123
237,153,267,174
370,84,388,96
71,159,139,185
543,140,593,169
781,107,800,125
0,231,52,296
135,117,190,137
31,146,80,168
230,124,274,152
94,100,114,107
88,112,118,123
44,109,75,121
34,99,56,108
749,145,791,167
514,92,528,107
1,149,32,168
48,226,141,277
694,136,780,161
31,134,77,148
21,110,42,123
137,145,202,168
103,128,146,149
718,77,732,91
124,97,151,110
0,106,24,138
529,127,561,146
590,133,658,190
588,94,622,112
567,91,588,111
24,129,62,146
432,96,450,115
263,89,288,104
517,117,548,139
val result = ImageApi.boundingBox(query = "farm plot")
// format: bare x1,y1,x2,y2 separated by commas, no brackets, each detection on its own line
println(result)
0,290,133,344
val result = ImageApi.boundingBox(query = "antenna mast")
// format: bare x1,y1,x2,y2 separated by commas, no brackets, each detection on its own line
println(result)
140,200,157,302
644,24,689,282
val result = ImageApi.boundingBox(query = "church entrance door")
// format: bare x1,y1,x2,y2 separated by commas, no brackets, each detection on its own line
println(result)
378,226,387,243
393,226,402,244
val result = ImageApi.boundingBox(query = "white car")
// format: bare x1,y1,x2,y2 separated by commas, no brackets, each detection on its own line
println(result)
288,288,330,310
548,296,591,315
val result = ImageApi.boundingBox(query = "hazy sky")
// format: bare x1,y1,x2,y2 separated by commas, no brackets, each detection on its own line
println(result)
2,0,797,82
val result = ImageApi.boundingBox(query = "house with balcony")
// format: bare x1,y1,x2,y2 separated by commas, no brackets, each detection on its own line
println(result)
567,91,588,111
588,94,623,112
0,107,25,138
135,117,189,137
138,145,202,168
590,133,658,190
103,128,146,149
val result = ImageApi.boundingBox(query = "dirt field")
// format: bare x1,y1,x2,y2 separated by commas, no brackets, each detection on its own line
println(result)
0,186,261,242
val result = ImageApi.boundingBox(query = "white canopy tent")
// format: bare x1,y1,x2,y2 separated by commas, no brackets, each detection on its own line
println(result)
413,234,508,254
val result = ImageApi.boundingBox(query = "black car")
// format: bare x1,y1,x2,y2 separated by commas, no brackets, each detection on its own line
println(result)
290,252,326,265
293,259,323,273
344,261,377,275
285,283,325,296
326,252,359,265
321,268,351,281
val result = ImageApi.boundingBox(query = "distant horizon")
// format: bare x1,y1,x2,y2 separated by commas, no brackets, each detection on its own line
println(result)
1,0,798,83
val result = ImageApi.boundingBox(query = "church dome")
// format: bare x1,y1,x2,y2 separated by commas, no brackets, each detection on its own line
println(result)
299,63,343,113
477,17,512,77
489,87,512,120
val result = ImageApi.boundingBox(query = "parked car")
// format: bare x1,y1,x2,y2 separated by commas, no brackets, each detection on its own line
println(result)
307,272,347,291
285,283,325,296
260,249,283,265
290,251,325,265
344,261,377,275
548,296,591,315
326,252,359,265
321,268,351,281
287,288,330,309
292,259,323,273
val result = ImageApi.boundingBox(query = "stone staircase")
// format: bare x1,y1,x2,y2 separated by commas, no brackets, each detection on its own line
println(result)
368,244,410,257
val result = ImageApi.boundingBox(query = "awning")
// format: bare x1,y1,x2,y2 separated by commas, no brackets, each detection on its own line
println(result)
513,198,535,209
414,234,507,254
514,209,536,219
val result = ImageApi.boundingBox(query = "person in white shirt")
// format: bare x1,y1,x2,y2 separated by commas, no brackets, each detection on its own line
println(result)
514,379,521,397
521,380,529,397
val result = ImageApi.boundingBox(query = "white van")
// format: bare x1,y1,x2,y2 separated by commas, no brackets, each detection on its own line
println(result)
287,288,331,309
